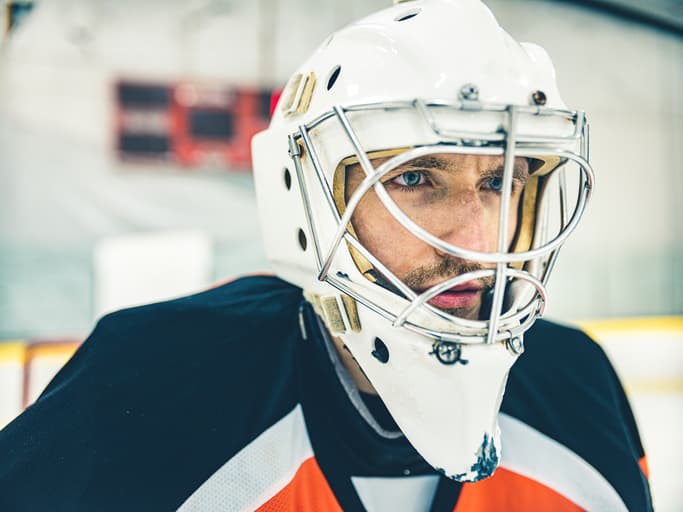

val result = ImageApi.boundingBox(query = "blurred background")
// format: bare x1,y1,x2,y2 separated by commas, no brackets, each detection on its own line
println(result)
0,0,681,509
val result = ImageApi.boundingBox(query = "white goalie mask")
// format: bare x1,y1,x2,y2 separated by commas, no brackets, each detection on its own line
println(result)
252,0,593,482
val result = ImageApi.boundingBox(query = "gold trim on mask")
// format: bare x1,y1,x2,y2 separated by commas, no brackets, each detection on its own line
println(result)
303,290,362,333
321,296,346,333
510,156,564,269
281,72,317,116
333,148,412,281
341,294,362,332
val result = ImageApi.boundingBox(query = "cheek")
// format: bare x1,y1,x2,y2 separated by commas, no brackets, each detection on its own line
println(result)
352,196,396,254
351,195,421,273
506,196,521,246
479,195,521,250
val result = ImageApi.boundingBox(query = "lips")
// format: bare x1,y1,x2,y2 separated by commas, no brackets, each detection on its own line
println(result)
417,282,484,309
428,290,481,309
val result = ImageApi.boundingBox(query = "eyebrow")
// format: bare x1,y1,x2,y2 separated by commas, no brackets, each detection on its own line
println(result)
491,163,530,181
400,156,452,170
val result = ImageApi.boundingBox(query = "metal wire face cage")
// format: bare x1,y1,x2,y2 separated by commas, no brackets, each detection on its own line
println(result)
286,97,594,346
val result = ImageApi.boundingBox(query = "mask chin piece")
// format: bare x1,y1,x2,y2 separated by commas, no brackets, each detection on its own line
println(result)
437,432,500,483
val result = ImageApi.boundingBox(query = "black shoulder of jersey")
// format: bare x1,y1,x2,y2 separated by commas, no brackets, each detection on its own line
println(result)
0,275,305,512
503,318,652,511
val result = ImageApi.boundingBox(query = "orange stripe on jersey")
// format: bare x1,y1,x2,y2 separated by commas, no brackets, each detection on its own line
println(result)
256,457,342,512
453,467,584,512
638,455,650,480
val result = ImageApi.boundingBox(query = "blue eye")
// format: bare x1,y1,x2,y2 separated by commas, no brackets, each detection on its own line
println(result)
486,176,503,192
393,171,425,187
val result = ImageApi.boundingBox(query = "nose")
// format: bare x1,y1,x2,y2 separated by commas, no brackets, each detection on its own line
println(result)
433,190,497,256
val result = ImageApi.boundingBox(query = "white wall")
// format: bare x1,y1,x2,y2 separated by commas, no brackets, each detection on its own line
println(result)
0,0,398,338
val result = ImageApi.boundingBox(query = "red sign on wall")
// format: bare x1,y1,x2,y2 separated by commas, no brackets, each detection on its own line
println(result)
114,80,272,170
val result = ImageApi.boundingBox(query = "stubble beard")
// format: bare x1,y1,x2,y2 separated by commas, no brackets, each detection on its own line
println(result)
400,258,495,320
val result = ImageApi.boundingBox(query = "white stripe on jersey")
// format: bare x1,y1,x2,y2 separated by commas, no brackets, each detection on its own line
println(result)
352,475,439,512
499,413,628,512
177,405,313,512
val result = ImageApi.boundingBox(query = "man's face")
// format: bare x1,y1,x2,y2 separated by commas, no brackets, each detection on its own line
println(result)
345,152,529,320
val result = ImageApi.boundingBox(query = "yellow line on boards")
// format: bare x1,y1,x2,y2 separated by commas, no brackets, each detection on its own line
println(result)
26,343,80,360
0,341,26,363
625,378,683,395
578,316,683,338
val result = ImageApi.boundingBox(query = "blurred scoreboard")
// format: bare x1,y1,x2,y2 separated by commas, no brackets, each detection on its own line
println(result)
115,80,273,170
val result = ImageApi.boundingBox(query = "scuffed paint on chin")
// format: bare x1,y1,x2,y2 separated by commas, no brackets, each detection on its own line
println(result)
437,433,499,483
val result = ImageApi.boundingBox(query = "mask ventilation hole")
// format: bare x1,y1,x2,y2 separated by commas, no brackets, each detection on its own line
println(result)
371,337,389,364
326,65,341,90
283,167,292,190
394,9,421,22
297,229,308,251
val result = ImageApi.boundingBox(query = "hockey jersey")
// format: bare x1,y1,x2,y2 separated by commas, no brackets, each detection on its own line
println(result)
0,275,652,511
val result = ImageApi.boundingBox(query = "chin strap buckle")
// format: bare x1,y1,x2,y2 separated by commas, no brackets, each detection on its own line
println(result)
431,341,469,366
505,335,525,355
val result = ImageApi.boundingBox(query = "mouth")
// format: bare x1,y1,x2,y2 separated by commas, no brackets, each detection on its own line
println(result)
416,282,485,310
